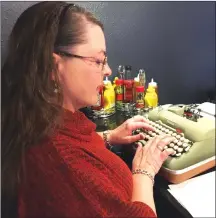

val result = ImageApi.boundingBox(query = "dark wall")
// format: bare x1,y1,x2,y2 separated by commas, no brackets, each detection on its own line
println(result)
1,1,215,104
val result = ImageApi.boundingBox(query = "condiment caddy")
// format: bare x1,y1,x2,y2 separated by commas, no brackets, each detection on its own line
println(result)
90,64,159,119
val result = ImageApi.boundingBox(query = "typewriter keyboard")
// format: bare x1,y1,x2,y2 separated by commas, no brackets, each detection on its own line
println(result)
134,119,194,157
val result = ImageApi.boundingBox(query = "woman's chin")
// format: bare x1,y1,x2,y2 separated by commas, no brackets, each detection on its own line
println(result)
83,97,98,108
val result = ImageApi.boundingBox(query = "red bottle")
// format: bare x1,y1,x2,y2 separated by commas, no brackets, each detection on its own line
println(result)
91,85,104,111
123,80,134,103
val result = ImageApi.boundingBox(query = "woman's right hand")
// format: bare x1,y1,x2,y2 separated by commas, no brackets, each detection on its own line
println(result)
132,135,175,177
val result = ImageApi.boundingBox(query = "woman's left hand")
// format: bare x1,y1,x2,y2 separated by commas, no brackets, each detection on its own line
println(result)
108,115,155,145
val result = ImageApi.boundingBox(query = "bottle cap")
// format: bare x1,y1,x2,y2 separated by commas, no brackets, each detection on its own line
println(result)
139,69,145,74
113,77,119,83
125,65,132,70
148,78,157,87
103,76,110,85
136,86,145,92
115,79,123,85
118,65,125,73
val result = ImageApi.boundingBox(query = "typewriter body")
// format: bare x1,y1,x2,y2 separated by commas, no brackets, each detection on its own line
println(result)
136,104,215,183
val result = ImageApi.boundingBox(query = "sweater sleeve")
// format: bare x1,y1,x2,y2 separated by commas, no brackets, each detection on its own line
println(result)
60,147,157,218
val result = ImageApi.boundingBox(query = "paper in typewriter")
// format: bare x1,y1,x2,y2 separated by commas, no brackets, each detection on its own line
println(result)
168,171,215,217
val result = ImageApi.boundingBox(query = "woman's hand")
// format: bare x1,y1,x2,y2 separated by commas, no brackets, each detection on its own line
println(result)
132,135,175,177
108,115,155,145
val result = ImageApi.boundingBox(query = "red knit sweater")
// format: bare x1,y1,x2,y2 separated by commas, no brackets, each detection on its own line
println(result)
18,109,156,218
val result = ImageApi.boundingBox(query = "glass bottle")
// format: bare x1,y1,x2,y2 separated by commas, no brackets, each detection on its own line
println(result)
125,65,132,80
138,69,146,88
115,79,124,110
135,86,145,108
123,65,134,103
118,65,125,80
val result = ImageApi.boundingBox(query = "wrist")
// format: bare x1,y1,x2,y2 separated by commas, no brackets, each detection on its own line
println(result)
133,174,154,188
132,169,155,186
103,130,113,149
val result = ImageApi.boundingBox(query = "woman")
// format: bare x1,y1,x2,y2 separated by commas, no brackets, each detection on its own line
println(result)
2,2,175,218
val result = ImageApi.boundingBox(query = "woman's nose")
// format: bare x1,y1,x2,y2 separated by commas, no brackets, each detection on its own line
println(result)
103,64,112,77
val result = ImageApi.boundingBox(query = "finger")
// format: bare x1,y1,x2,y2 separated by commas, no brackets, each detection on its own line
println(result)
124,133,146,144
142,137,154,151
145,135,166,151
133,142,143,168
139,133,146,140
156,136,176,150
127,121,155,132
153,134,170,153
131,115,150,123
160,148,175,162
142,134,168,155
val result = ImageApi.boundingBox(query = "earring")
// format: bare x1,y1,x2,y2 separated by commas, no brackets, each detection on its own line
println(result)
54,82,59,93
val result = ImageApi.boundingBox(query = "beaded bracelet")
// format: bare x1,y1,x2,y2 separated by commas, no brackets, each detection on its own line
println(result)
132,169,155,185
103,130,112,150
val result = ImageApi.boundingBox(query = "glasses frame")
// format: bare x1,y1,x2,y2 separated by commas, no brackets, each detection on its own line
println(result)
55,51,107,71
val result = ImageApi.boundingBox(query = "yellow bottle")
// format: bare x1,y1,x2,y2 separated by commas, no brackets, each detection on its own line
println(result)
148,78,158,95
103,79,116,114
144,86,158,108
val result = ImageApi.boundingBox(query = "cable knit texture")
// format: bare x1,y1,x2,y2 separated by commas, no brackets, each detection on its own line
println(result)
18,109,156,218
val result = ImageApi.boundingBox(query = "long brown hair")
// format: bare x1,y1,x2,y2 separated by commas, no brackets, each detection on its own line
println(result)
1,2,103,217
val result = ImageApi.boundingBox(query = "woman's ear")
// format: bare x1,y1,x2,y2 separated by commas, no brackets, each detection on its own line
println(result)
52,53,64,80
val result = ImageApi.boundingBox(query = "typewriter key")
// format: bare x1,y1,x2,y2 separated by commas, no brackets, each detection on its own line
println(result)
176,135,181,139
184,139,189,143
174,145,179,150
176,153,182,157
174,139,178,144
169,143,175,148
177,141,182,146
155,129,160,134
145,135,150,140
182,143,189,148
180,137,185,141
177,147,183,153
184,146,191,152
149,131,153,134
171,151,176,156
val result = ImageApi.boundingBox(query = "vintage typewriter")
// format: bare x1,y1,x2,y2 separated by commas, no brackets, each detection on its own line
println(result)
134,104,216,183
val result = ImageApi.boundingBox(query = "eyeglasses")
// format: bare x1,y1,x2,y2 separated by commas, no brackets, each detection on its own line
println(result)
55,51,108,71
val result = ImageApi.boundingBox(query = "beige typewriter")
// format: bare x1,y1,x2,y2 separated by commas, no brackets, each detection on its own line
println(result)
135,105,215,183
